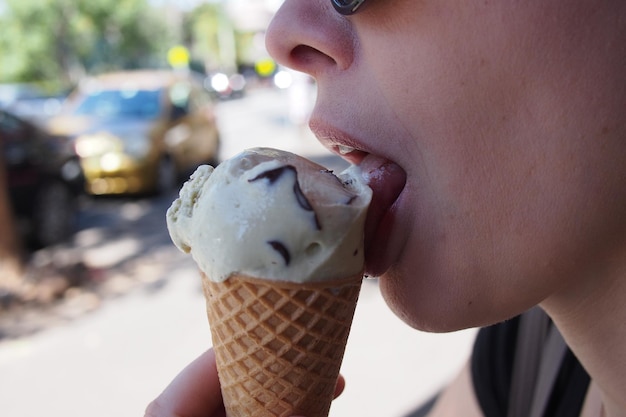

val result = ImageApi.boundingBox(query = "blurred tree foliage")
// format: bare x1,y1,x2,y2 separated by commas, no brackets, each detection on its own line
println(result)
184,3,224,71
0,0,173,89
184,3,253,74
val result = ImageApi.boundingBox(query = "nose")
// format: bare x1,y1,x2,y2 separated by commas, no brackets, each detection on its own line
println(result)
265,0,356,78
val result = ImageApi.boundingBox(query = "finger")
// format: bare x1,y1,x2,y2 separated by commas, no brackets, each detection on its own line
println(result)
290,375,347,417
334,374,346,398
145,348,225,417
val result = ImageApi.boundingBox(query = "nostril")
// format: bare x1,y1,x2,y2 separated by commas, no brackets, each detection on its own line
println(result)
265,0,356,75
290,45,338,70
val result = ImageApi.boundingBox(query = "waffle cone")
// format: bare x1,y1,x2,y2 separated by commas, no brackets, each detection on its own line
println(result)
201,272,363,417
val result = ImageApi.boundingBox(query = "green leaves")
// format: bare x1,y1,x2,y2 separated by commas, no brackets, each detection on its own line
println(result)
0,0,171,87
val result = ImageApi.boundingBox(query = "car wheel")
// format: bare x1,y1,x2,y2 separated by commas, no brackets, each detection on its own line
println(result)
33,180,77,247
156,156,176,195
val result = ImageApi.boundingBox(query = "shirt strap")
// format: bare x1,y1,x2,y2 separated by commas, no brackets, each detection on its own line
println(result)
507,307,567,417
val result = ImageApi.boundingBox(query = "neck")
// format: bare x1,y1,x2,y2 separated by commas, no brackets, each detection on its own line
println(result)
542,255,626,417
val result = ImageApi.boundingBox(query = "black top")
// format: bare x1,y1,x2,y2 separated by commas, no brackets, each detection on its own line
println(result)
471,315,591,417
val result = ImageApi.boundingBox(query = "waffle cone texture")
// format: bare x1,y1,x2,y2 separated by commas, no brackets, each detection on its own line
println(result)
202,272,362,417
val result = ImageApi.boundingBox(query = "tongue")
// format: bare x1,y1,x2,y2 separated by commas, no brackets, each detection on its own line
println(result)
358,155,407,256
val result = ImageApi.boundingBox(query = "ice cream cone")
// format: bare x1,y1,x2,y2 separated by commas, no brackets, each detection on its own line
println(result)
167,149,371,416
202,272,363,417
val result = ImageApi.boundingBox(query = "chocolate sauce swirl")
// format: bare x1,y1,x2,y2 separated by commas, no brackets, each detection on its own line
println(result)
267,240,291,266
248,165,321,230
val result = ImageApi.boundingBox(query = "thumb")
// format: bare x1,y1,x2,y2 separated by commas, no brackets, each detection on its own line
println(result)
334,374,346,398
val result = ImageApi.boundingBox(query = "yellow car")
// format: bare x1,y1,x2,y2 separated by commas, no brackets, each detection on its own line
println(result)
47,70,220,195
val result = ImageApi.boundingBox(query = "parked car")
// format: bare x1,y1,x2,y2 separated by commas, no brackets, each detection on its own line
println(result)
1,109,84,248
0,83,42,109
47,70,221,195
0,83,65,125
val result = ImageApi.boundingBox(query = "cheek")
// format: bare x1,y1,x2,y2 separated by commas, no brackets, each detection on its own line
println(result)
355,2,626,330
377,101,626,332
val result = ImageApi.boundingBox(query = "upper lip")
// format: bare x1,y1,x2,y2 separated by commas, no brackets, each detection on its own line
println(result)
309,118,371,166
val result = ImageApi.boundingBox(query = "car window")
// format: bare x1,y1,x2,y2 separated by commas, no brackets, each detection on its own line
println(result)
0,111,44,166
73,88,163,119
0,111,25,135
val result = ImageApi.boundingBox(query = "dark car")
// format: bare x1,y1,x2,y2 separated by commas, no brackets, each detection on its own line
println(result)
0,83,64,125
1,109,84,248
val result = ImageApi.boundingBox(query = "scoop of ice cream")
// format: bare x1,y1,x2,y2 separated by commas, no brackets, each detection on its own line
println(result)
166,147,372,283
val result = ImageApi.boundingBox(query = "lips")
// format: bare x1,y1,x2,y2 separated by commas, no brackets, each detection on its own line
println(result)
311,120,408,275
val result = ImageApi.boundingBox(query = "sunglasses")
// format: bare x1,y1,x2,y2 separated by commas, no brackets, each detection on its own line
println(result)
332,0,368,15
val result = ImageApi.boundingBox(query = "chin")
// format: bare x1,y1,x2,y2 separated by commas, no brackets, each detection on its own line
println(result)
377,266,506,334
378,269,452,333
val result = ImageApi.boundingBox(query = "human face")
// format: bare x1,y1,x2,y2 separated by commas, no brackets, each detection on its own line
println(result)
266,0,626,331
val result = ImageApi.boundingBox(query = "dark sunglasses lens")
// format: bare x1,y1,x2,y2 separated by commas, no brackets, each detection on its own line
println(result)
332,0,366,15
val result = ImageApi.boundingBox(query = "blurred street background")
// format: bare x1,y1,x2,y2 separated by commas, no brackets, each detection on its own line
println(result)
0,1,477,416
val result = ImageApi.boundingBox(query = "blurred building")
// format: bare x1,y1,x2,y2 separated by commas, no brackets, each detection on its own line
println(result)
221,0,283,75
224,0,281,32
152,0,283,78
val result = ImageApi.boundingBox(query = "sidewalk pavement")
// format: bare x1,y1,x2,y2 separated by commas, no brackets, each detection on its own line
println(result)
0,257,476,417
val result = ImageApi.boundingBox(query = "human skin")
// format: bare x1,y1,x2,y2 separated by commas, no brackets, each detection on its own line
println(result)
266,0,626,414
267,0,626,331
144,348,345,417
146,2,626,416
145,349,226,417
